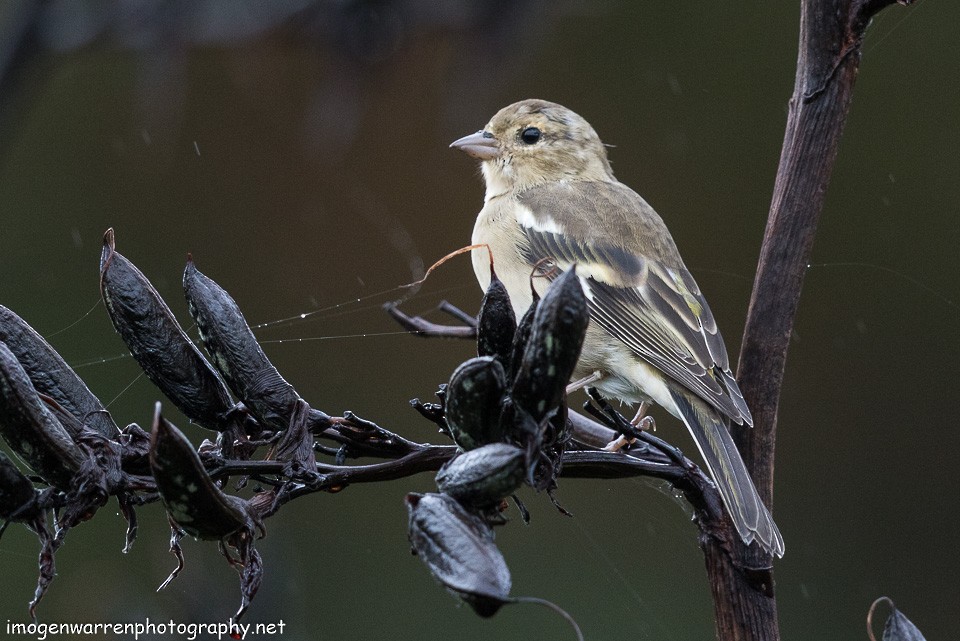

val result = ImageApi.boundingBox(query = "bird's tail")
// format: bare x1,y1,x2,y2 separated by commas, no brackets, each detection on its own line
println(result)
670,388,784,558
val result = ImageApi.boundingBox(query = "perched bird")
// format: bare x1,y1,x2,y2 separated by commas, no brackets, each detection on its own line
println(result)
451,99,784,557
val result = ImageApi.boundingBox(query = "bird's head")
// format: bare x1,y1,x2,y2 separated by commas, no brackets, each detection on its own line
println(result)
451,99,614,198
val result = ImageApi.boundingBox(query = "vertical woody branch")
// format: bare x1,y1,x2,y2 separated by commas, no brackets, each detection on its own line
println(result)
707,1,913,640
735,0,911,514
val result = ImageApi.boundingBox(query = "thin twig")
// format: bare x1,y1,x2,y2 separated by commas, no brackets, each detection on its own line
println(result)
383,302,477,339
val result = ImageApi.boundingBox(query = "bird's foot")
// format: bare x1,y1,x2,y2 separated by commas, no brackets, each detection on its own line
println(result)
630,402,654,430
601,416,654,451
601,434,633,452
587,392,655,451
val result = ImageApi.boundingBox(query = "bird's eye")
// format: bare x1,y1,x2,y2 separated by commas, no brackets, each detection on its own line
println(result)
520,127,541,145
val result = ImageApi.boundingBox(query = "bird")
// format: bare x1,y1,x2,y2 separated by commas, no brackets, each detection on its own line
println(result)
450,99,784,557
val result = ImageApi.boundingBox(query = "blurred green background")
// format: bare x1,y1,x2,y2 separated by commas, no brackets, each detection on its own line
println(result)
1,1,957,639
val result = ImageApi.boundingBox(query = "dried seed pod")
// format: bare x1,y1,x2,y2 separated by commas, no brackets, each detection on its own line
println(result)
183,259,303,432
476,268,516,365
511,268,589,425
0,342,85,490
436,443,525,507
0,449,37,520
99,229,234,430
445,357,507,450
868,597,928,641
0,306,119,439
406,492,511,617
507,290,539,382
149,403,256,540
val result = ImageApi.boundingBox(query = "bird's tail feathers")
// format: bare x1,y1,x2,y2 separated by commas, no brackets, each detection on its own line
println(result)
670,389,784,558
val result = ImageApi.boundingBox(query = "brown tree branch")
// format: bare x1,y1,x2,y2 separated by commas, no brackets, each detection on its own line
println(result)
710,1,913,640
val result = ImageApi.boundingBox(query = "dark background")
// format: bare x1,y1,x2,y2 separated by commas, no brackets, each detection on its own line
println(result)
0,1,957,639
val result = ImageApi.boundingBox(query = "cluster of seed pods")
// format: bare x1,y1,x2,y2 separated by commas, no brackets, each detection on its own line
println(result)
407,266,589,637
1,229,332,621
1,228,591,636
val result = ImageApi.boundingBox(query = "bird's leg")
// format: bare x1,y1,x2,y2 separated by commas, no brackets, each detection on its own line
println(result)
566,371,603,395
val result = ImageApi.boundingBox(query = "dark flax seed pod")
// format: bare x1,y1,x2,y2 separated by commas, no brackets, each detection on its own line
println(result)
183,258,303,432
507,289,539,382
149,403,255,539
476,268,516,365
0,306,119,439
435,443,525,507
510,268,589,425
444,357,507,450
0,342,85,490
99,229,234,430
406,492,511,617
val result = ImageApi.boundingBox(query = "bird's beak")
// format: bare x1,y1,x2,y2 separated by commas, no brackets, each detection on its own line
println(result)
450,130,499,161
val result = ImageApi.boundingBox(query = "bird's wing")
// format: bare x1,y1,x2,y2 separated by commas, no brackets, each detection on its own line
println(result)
515,181,752,425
